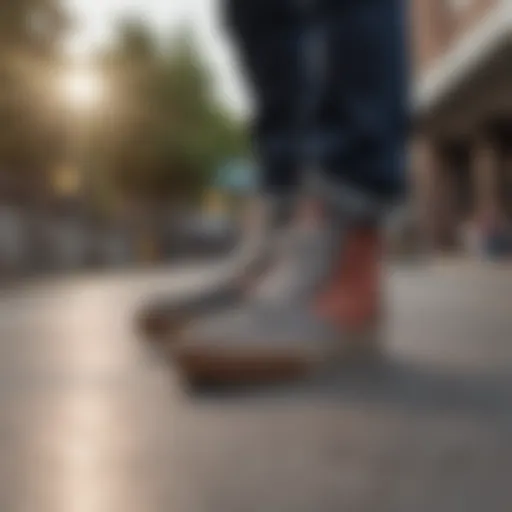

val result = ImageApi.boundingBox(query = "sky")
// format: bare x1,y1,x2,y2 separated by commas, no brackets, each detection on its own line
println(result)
66,0,249,115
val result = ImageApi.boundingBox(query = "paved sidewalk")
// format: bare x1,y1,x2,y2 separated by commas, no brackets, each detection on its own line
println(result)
0,262,511,511
170,262,512,512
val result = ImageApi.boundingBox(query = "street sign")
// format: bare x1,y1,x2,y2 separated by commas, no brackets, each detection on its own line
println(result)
215,159,258,193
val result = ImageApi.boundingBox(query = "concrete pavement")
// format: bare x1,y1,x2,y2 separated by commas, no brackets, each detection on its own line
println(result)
0,261,511,511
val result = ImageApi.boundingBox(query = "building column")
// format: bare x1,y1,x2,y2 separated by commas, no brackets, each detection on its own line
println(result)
502,150,512,220
471,133,501,222
412,136,454,251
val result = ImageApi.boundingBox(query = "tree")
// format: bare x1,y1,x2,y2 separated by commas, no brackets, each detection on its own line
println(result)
0,0,68,203
93,20,248,210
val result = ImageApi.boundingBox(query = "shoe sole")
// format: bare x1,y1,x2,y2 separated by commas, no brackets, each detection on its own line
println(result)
137,287,242,341
171,344,317,386
137,310,192,341
137,255,276,342
170,330,384,387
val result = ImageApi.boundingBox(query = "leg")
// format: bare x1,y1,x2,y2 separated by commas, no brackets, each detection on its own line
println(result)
224,0,305,194
169,1,410,385
314,0,409,334
314,0,408,202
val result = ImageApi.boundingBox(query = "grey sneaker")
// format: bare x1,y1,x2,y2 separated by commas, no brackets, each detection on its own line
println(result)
171,212,383,386
137,196,294,340
171,304,346,386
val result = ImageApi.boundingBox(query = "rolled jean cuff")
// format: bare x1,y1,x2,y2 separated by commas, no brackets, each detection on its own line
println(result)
307,169,401,226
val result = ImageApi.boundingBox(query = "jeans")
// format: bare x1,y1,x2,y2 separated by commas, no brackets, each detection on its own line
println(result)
224,0,409,201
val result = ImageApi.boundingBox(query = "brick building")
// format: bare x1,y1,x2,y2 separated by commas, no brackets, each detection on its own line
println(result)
413,0,512,250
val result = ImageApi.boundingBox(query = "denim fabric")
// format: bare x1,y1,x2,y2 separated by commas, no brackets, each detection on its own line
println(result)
224,0,408,201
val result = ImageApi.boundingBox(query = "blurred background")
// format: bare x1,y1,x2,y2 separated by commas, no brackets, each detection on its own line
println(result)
0,0,254,278
1,0,511,279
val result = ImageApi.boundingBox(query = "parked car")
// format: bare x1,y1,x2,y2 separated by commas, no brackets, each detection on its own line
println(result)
169,213,237,259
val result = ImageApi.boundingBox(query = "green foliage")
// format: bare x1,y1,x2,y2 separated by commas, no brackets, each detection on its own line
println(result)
95,19,248,206
0,0,67,55
0,7,248,208
0,0,67,191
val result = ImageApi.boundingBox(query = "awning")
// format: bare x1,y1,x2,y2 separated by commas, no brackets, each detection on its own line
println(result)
414,2,512,114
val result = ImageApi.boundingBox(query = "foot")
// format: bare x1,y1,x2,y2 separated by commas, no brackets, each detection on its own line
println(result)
136,284,243,340
136,196,294,341
315,225,384,360
170,304,349,386
171,215,385,386
315,226,383,327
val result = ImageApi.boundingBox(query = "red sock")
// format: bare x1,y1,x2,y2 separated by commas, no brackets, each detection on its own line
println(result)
315,227,382,330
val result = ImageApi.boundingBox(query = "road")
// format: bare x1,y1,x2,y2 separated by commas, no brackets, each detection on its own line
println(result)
0,261,511,511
